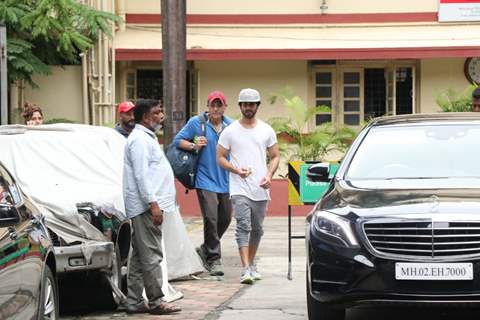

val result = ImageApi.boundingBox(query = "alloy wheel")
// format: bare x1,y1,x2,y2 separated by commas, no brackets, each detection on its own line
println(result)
43,276,56,320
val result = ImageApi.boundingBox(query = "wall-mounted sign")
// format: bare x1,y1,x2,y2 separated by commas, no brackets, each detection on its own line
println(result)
439,0,480,22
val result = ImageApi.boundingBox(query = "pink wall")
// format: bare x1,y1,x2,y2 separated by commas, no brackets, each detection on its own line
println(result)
176,179,315,217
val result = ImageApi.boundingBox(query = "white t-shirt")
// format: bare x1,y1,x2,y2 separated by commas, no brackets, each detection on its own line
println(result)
218,119,277,201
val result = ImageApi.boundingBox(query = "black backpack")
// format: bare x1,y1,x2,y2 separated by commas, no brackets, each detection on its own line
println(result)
165,113,207,190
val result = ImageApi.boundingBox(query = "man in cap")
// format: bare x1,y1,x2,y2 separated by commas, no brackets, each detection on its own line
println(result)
115,101,136,138
173,90,233,276
216,88,280,284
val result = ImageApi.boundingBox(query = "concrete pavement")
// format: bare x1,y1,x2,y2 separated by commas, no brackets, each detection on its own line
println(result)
48,204,480,320
60,216,308,320
212,217,307,320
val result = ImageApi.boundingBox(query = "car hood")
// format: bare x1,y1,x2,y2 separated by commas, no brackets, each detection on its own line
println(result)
319,178,480,218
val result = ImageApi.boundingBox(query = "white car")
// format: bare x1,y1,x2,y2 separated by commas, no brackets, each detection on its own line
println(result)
0,123,203,312
0,124,131,311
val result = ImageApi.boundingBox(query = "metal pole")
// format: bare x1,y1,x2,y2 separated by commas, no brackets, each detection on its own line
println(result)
287,204,292,280
0,25,7,125
162,0,187,145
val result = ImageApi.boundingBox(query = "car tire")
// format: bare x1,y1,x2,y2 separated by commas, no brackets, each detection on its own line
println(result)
38,265,59,320
58,245,123,313
94,245,123,310
306,267,345,320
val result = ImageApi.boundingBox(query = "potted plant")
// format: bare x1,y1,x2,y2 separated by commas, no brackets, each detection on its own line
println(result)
436,85,476,112
269,87,358,163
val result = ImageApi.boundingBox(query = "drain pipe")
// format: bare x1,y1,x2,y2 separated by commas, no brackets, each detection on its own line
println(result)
81,53,89,124
117,0,126,31
320,0,328,14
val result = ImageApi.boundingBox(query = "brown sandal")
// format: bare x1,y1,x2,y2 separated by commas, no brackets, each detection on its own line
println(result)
149,303,181,315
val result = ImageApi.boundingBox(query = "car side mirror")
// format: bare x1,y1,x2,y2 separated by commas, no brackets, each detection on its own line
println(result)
0,204,20,227
307,163,331,182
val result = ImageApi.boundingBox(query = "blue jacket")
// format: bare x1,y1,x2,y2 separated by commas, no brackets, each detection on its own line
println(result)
173,113,233,193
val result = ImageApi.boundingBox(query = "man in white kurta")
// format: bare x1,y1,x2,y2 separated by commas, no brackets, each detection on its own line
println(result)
123,99,180,315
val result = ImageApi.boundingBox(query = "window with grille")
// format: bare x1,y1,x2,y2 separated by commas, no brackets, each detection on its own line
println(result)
315,71,333,125
342,71,362,126
364,68,386,120
136,69,163,100
126,71,136,100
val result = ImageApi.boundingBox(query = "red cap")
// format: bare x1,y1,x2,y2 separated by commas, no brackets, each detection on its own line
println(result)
207,91,227,105
118,101,135,113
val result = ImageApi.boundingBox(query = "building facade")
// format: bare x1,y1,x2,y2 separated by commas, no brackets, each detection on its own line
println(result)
112,0,480,129
23,0,480,128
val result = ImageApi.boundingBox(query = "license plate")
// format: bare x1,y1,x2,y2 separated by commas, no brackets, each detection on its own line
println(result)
395,262,473,280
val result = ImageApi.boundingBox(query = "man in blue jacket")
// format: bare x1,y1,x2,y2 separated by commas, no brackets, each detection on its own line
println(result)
173,91,233,276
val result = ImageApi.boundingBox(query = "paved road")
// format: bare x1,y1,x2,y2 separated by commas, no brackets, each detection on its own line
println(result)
213,217,307,320
60,217,480,320
217,218,480,320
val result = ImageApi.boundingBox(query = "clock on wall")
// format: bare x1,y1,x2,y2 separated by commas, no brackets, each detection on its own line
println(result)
465,57,480,85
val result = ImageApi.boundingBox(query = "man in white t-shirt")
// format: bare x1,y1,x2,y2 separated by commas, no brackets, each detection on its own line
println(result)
217,88,280,284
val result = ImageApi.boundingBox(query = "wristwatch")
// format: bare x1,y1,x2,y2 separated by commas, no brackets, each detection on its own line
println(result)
189,142,196,151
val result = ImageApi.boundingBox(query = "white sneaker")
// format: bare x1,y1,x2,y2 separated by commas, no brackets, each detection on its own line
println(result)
249,264,262,280
240,268,253,284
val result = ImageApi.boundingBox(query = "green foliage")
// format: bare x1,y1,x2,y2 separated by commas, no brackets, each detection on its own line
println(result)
0,0,121,86
269,87,358,162
436,85,476,112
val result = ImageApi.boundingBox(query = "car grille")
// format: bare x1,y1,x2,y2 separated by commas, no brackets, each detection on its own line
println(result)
362,220,480,259
47,228,61,246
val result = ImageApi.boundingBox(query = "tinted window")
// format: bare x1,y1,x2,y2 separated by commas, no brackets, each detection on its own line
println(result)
0,166,19,205
346,123,480,179
0,178,12,204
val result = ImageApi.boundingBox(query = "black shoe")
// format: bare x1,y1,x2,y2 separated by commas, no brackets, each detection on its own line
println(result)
196,246,211,271
209,261,224,276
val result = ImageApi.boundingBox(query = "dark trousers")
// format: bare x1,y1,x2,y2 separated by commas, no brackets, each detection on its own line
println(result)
196,189,232,264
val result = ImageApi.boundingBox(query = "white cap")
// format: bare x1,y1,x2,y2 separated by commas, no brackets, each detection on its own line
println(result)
238,88,261,103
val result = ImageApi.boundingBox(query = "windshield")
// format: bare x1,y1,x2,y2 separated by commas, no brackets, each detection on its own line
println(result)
346,123,480,180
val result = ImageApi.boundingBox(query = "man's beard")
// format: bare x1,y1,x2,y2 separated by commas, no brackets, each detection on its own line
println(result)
124,120,136,130
153,123,163,132
152,118,164,132
241,109,257,119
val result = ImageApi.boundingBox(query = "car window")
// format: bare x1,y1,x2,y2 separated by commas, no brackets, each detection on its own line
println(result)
346,123,480,180
0,166,18,205
0,179,13,205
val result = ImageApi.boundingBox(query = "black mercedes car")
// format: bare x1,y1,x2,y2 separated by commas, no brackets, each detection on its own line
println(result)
0,161,58,319
306,113,480,320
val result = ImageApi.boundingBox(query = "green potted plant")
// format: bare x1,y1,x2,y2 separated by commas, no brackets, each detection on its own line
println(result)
436,85,476,112
269,87,357,162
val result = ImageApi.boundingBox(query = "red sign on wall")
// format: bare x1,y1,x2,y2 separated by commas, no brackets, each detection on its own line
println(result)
439,0,480,21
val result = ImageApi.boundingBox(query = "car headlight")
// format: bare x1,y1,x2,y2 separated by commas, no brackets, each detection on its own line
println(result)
312,211,359,247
